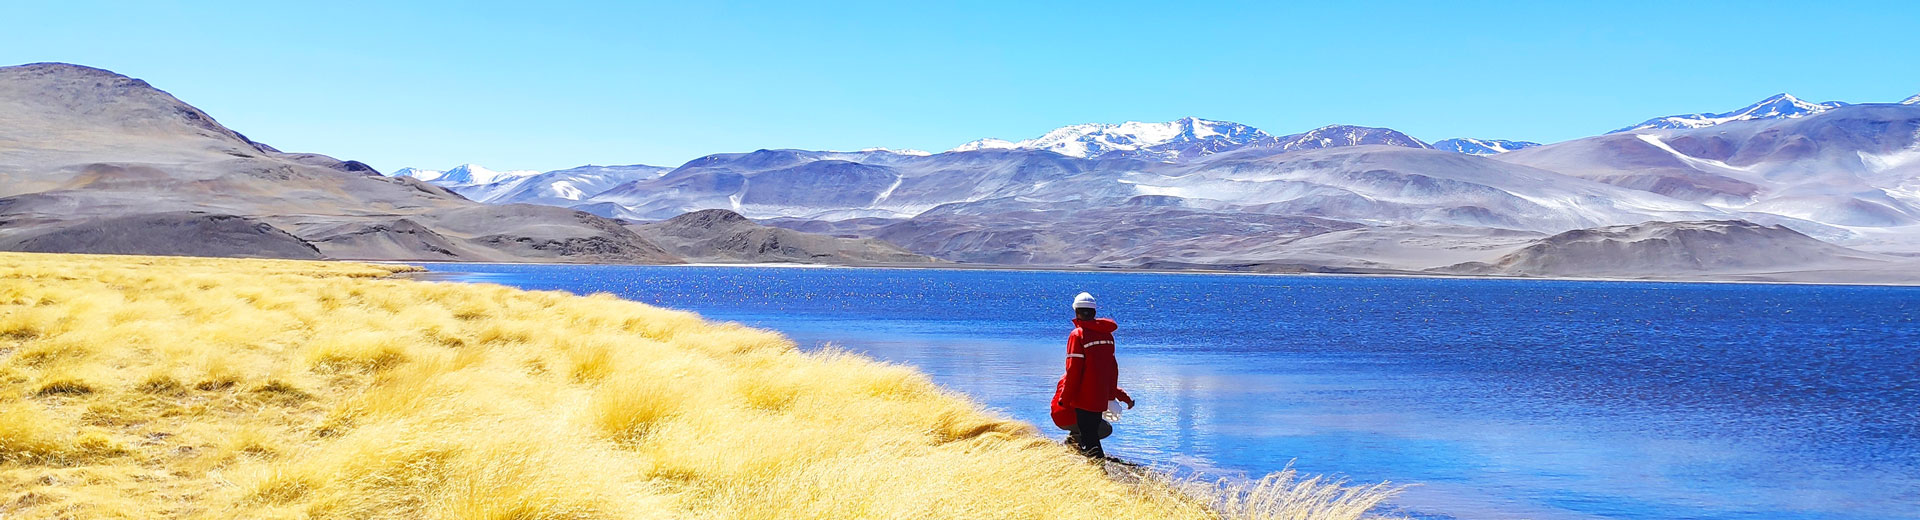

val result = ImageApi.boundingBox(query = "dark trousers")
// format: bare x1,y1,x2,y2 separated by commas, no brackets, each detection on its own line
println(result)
1065,408,1111,459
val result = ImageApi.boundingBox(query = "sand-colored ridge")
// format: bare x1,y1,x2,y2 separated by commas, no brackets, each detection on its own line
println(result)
0,252,1396,519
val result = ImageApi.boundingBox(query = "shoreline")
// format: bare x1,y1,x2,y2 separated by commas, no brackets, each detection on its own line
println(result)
380,258,1920,289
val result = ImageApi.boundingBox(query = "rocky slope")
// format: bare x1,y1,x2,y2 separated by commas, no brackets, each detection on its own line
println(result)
0,62,679,263
632,209,940,264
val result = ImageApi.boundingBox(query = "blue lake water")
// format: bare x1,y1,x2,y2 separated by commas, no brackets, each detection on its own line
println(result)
425,264,1920,520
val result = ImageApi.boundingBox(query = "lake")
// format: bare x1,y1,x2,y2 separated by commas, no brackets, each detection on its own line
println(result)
424,264,1920,520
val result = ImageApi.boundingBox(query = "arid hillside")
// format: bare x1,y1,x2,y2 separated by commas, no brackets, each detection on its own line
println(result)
0,63,678,263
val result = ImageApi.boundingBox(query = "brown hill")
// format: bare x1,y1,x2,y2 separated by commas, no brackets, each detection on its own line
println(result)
0,62,678,263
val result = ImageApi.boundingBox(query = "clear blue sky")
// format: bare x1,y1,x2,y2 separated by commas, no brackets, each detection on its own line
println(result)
5,1,1918,172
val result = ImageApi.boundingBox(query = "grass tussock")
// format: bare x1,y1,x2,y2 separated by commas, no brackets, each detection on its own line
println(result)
0,251,1400,519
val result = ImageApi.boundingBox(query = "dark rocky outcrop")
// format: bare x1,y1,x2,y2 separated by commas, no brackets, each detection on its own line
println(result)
0,211,322,259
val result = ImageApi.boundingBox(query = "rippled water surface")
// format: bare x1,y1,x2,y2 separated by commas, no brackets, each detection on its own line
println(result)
427,264,1920,520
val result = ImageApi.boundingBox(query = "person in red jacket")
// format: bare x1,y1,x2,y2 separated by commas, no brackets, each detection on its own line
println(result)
1050,291,1134,459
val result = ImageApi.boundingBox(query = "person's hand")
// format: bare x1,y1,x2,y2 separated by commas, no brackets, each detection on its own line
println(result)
1120,395,1136,409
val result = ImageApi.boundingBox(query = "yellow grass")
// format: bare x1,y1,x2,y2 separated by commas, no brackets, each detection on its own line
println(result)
0,251,1400,519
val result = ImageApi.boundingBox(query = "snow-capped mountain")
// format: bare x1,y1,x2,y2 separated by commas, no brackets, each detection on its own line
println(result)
389,167,447,182
390,163,668,205
1903,94,1920,105
949,117,1274,161
390,164,540,187
1433,138,1541,156
1611,93,1847,133
489,164,672,206
388,164,544,202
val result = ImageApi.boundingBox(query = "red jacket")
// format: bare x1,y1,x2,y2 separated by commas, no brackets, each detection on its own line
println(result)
1050,318,1131,429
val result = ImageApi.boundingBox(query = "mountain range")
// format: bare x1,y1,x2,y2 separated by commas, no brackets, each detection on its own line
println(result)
386,90,1920,281
942,117,1434,161
5,60,1919,282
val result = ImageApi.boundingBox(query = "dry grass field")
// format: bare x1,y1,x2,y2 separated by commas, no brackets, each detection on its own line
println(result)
0,252,1398,519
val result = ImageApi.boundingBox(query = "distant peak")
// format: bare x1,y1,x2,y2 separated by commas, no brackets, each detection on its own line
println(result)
1612,92,1845,133
1747,93,1830,110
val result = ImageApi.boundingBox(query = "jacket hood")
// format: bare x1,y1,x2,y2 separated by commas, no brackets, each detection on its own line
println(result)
1072,318,1117,333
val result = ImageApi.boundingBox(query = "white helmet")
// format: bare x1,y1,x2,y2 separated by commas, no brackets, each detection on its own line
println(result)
1072,292,1097,310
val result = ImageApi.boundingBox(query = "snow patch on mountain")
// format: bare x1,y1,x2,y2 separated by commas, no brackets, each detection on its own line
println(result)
1433,138,1541,156
1612,93,1847,133
1631,134,1754,175
1903,94,1920,105
1860,149,1920,178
